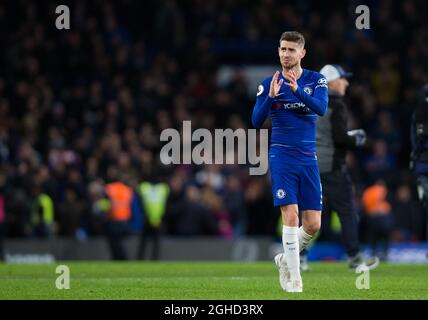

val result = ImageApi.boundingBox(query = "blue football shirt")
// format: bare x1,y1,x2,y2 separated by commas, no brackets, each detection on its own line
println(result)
252,69,328,165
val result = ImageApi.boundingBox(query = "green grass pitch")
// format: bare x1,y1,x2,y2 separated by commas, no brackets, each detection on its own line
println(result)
0,261,427,300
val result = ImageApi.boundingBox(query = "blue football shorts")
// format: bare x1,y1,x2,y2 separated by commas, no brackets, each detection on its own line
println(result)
270,159,323,210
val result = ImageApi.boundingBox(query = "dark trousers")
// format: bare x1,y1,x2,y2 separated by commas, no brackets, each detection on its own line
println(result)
0,223,5,261
416,174,428,240
137,224,160,260
105,221,130,260
366,214,392,260
321,168,360,257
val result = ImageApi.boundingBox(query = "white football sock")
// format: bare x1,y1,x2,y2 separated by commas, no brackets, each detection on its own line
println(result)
298,226,313,252
282,225,300,281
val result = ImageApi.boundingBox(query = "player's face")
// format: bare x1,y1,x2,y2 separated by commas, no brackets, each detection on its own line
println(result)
328,78,349,96
278,40,306,69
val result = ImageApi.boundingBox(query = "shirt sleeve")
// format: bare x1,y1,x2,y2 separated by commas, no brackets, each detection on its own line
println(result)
292,76,329,116
251,81,274,128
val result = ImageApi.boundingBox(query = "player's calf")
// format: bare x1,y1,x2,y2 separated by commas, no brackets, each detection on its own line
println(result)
299,210,321,251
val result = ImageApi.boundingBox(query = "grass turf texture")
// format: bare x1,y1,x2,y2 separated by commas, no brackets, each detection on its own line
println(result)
0,262,427,300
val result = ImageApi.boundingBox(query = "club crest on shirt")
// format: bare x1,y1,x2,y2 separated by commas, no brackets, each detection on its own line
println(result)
276,189,286,199
303,86,312,95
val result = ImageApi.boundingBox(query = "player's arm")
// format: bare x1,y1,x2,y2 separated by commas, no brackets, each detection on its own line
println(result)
331,101,357,147
410,112,418,160
251,71,283,128
410,112,417,150
284,71,328,116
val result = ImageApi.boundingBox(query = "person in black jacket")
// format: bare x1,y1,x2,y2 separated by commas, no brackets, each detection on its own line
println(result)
0,171,6,261
410,84,428,253
301,64,379,271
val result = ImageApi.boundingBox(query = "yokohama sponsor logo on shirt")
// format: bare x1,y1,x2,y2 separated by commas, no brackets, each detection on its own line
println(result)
282,102,311,113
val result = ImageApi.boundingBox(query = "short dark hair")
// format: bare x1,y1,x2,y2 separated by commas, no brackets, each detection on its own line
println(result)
279,31,305,48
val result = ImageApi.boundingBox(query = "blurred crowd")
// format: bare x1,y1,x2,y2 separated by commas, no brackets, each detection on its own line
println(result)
0,0,427,245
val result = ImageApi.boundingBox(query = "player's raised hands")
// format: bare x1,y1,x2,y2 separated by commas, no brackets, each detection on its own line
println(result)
269,71,284,98
284,70,298,92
